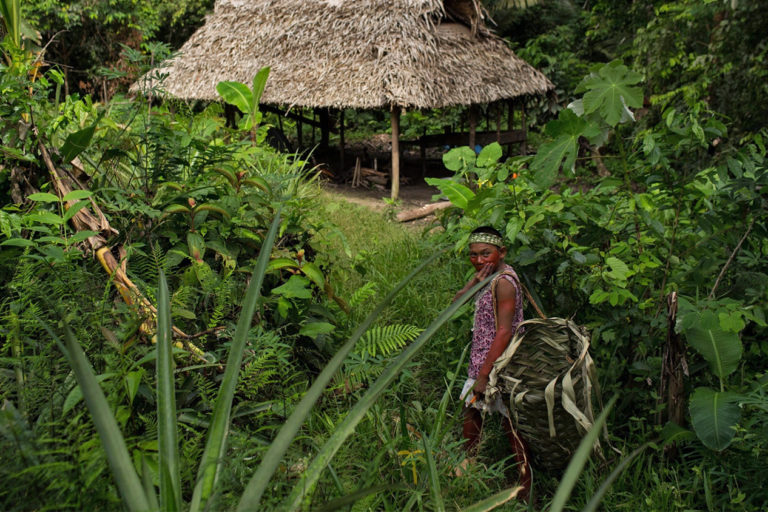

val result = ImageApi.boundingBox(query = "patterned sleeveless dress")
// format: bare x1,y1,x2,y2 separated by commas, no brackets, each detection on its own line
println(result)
460,264,524,414
468,264,524,379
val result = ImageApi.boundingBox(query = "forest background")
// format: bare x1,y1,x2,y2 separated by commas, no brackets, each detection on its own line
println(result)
1,0,767,510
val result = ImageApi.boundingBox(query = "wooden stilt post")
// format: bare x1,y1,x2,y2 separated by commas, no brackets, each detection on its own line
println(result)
520,99,527,155
495,102,502,143
297,109,303,149
319,108,330,149
390,106,401,201
468,104,477,150
420,128,427,178
311,110,316,146
339,109,345,173
507,99,515,156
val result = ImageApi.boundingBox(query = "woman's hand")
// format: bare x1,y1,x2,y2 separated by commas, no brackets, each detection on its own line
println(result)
453,263,494,302
473,374,489,395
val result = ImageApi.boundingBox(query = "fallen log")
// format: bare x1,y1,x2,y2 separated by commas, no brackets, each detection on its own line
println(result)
396,201,452,222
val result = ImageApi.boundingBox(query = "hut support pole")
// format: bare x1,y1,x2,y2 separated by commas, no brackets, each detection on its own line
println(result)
339,110,345,173
521,100,527,155
390,107,401,201
319,108,330,149
468,104,477,150
507,99,515,156
420,128,427,177
297,109,303,149
495,102,502,143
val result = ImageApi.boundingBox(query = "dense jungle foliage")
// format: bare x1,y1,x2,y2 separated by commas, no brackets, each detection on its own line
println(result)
1,0,767,510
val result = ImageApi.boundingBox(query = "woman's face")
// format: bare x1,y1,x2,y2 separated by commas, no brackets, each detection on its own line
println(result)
469,242,506,273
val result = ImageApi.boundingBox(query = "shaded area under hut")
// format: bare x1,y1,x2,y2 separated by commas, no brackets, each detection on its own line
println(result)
133,0,554,199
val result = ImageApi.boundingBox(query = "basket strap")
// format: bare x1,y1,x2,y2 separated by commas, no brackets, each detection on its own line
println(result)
518,280,547,320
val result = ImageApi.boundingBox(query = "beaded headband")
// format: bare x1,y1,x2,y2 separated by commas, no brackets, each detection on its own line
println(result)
468,232,504,248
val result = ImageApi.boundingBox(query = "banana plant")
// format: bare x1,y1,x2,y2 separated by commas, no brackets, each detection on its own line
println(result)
217,67,270,140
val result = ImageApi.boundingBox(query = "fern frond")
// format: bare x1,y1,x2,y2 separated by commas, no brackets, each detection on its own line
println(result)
348,282,377,309
358,324,423,358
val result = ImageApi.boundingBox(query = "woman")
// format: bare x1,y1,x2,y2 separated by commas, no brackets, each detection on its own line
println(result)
453,226,531,497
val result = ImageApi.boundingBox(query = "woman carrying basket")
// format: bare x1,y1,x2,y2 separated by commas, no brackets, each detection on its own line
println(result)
453,226,531,497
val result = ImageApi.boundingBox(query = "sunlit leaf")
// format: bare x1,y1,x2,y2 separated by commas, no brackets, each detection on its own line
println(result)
299,322,336,338
424,178,474,210
216,81,252,114
62,190,93,202
476,142,502,168
300,262,325,289
28,192,60,202
577,60,643,126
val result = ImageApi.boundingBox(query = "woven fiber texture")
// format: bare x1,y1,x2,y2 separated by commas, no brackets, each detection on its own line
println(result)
486,317,603,471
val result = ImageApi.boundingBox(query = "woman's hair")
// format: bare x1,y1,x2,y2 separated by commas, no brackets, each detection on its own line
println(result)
471,226,503,238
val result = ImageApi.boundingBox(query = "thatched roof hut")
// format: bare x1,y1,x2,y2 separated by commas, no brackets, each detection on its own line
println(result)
137,0,554,198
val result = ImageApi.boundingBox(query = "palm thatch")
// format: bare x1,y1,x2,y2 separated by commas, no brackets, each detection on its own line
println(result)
134,0,553,109
486,317,605,471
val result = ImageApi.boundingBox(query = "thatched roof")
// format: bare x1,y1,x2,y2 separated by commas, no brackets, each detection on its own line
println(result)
136,0,553,109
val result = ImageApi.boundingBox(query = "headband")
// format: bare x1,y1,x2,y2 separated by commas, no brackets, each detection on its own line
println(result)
468,232,504,248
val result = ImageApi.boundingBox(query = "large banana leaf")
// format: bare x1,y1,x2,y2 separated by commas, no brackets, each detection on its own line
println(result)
690,387,741,451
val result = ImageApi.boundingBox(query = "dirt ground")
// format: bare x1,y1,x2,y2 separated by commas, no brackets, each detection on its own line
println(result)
322,181,441,213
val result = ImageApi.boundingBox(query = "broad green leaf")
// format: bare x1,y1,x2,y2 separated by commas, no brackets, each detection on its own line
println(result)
250,67,271,115
190,211,281,512
690,388,740,451
194,203,231,219
267,257,297,271
216,81,252,113
604,256,630,281
237,250,446,510
577,61,643,126
442,146,476,172
476,142,502,168
62,190,93,202
164,204,191,215
424,178,474,210
685,326,742,378
123,370,143,406
299,322,336,338
61,124,97,163
43,322,150,512
69,230,98,243
157,271,181,511
0,238,34,247
27,211,64,225
505,217,523,244
300,262,325,289
531,109,598,188
28,192,60,202
63,200,90,222
271,275,312,299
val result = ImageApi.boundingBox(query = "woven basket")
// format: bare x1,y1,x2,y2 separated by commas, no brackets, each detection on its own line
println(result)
486,317,603,472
